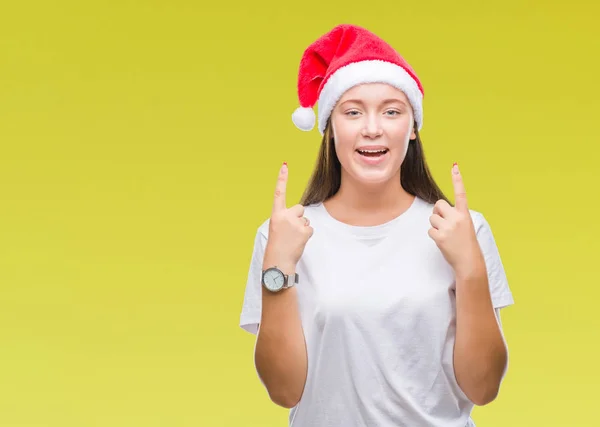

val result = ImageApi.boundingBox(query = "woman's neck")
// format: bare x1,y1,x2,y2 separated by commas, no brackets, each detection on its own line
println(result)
324,170,415,226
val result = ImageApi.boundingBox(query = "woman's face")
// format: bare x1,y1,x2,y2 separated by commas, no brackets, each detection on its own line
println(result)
330,83,416,186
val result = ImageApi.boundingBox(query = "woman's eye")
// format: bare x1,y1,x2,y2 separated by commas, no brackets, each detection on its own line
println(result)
346,110,359,116
385,110,400,116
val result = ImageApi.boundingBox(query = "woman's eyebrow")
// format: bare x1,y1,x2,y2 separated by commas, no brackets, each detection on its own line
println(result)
340,98,408,107
380,98,408,106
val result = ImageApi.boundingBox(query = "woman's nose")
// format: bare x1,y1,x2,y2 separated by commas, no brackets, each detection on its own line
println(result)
361,115,383,138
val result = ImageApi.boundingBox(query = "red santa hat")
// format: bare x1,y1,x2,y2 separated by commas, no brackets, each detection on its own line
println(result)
291,24,425,135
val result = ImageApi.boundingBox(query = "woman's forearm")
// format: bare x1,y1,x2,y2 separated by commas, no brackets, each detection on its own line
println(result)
453,266,508,406
254,260,308,409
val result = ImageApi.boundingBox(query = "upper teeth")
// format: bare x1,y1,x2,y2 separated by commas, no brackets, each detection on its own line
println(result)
359,149,387,153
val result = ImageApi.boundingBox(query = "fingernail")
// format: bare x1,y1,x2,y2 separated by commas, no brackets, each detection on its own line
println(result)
452,162,459,174
283,162,287,166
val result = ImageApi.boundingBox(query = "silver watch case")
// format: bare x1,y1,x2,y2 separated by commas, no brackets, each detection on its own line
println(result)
261,267,299,293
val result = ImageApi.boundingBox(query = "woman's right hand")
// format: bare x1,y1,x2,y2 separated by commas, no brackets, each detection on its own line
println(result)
263,163,314,270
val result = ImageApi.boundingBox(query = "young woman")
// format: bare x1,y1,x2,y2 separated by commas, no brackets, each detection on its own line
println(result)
239,24,514,427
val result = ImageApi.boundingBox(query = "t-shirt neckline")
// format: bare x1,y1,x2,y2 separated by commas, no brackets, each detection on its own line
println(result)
314,195,423,239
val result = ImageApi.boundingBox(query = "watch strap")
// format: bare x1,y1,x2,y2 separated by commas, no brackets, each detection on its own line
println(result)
283,272,299,289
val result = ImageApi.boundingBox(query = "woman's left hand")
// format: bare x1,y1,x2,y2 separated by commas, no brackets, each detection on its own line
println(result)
428,163,486,279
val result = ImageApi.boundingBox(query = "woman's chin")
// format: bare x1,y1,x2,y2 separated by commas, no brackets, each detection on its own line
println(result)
340,156,402,187
349,168,397,186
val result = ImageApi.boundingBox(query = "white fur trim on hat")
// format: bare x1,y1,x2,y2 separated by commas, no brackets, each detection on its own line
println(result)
316,60,423,135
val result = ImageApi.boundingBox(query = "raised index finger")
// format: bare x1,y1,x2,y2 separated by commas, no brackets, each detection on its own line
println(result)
272,162,288,213
452,162,468,212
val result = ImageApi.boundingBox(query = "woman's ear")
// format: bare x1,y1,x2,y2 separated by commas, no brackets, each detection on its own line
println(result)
410,121,417,141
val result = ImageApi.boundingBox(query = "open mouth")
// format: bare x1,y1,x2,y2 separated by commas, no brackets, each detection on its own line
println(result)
356,148,389,158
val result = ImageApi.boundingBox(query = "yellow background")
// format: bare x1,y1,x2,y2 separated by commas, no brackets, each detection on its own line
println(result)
0,0,598,426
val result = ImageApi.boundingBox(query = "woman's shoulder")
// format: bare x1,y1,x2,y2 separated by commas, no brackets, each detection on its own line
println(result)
255,217,270,238
303,202,324,215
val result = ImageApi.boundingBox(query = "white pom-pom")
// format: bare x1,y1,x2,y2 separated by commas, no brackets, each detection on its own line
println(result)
291,106,315,131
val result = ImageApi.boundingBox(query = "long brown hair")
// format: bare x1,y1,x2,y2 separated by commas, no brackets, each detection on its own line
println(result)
299,119,451,206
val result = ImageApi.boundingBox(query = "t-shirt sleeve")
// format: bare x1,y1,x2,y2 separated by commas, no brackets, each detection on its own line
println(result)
472,211,515,309
239,224,268,335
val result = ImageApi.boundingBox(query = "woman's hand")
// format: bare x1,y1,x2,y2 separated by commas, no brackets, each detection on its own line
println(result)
263,163,314,270
428,163,486,279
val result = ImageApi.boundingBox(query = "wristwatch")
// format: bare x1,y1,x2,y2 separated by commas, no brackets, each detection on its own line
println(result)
261,266,299,293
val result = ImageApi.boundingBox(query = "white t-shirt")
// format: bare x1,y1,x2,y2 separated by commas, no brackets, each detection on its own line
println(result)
239,196,514,427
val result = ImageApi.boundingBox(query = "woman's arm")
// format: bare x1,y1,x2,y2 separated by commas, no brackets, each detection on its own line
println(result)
428,164,510,406
254,258,308,409
453,266,508,406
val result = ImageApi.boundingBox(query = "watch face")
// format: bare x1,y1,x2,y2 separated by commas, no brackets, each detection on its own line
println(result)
263,268,285,292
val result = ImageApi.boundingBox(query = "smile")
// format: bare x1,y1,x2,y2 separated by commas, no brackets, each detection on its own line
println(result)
356,148,389,157
355,147,389,165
